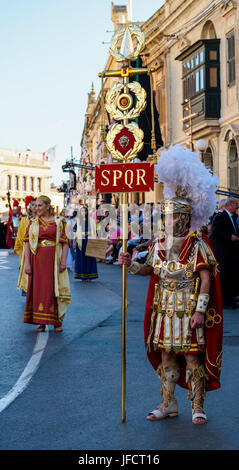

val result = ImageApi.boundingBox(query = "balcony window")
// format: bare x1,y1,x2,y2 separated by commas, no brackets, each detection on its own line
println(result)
182,47,205,101
176,39,221,127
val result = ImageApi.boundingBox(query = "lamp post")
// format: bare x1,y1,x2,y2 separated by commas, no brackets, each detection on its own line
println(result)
196,139,207,163
6,191,11,210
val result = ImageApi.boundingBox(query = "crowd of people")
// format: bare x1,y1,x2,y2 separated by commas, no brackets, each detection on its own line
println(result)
1,194,239,316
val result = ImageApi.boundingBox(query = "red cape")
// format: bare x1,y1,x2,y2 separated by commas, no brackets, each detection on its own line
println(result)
144,231,223,392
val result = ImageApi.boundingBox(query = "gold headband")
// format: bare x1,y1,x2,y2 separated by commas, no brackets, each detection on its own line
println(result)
160,199,192,215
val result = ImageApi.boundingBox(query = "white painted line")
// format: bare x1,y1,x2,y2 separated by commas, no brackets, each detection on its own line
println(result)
0,254,10,269
0,327,49,413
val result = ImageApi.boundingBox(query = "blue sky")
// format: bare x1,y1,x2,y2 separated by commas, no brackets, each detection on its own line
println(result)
0,0,164,184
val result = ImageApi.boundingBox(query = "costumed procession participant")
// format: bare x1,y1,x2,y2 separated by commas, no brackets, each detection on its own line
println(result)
6,199,21,253
73,206,98,282
24,195,71,332
119,145,223,425
15,196,37,295
64,211,76,271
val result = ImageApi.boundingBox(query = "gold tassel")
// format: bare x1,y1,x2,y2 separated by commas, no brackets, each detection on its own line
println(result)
149,71,157,163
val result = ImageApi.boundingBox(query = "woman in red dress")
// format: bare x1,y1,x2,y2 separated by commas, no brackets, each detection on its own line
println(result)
24,196,70,332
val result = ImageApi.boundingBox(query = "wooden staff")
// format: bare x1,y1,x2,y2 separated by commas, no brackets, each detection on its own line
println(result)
121,191,128,422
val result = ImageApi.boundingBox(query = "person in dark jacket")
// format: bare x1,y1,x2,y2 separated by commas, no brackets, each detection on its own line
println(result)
210,197,239,309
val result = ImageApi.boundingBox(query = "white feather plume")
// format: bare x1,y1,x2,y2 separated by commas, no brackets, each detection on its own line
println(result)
155,145,220,230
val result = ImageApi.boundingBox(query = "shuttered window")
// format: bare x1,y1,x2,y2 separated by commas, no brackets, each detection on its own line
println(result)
203,148,213,173
228,139,238,190
227,31,235,87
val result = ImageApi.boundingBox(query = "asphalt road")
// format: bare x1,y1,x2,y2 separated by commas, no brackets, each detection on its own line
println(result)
0,249,239,456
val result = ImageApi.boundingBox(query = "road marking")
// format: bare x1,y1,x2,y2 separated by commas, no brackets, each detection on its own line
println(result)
0,328,49,413
0,251,11,269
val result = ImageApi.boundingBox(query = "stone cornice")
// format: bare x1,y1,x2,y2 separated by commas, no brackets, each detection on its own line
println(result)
143,0,195,47
143,0,226,58
0,162,50,172
221,0,237,15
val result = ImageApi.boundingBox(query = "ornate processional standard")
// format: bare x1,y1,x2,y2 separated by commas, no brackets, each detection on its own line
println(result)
97,23,157,422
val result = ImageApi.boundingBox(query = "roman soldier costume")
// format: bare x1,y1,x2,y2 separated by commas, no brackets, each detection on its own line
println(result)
127,145,223,424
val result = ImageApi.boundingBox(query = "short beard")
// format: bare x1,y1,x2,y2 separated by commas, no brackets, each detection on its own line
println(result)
173,214,188,236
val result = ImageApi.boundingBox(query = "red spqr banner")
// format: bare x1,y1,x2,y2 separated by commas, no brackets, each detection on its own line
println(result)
95,162,154,194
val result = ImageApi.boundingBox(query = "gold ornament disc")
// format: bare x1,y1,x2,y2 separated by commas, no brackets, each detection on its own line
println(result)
117,93,133,111
105,81,146,121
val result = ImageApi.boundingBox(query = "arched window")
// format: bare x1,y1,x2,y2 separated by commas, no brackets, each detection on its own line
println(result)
228,139,238,190
15,175,19,190
201,21,217,40
7,175,11,190
203,147,213,173
29,177,34,191
36,177,41,192
22,176,26,191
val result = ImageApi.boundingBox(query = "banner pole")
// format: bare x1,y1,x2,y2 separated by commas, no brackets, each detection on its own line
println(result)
121,191,128,422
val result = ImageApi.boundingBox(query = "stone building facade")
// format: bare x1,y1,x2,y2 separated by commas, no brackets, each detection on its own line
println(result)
142,0,239,199
83,1,239,204
0,147,64,218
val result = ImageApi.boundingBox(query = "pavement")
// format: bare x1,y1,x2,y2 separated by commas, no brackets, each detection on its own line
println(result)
0,250,239,454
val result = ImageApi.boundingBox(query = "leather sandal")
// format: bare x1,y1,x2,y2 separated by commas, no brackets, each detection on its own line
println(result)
192,410,207,424
147,399,178,420
36,325,46,332
54,326,63,332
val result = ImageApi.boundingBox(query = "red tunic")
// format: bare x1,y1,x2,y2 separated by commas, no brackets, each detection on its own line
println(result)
24,218,68,326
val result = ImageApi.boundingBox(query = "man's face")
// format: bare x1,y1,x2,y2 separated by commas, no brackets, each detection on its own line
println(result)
229,199,239,214
164,213,189,236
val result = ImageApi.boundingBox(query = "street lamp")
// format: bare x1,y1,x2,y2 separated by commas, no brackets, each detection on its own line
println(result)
6,190,11,210
196,139,207,163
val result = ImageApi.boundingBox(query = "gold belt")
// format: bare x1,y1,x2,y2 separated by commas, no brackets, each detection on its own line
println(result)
38,240,56,247
160,279,194,291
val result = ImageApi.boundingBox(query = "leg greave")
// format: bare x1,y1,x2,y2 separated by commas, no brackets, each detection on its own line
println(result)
186,364,206,413
158,364,180,403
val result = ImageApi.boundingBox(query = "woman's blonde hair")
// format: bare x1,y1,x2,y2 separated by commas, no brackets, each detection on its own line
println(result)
37,195,55,215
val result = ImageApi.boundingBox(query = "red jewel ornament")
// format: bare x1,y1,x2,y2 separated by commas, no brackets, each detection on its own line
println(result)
113,127,136,157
